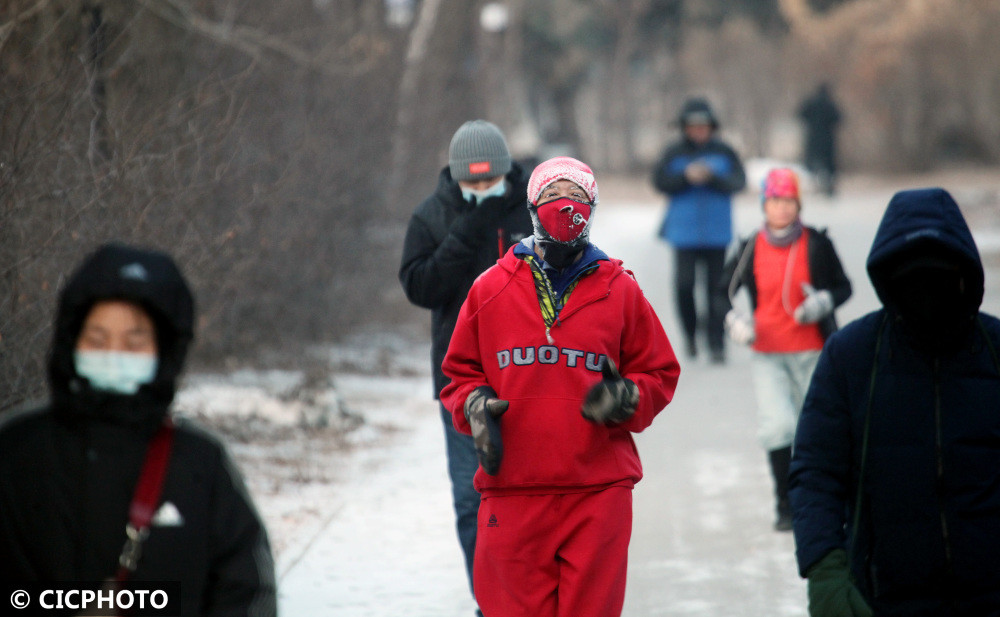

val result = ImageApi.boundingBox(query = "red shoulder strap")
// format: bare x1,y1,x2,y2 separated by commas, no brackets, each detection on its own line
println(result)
116,418,175,581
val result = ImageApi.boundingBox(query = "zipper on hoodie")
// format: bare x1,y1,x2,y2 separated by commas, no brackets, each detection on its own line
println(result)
932,357,955,578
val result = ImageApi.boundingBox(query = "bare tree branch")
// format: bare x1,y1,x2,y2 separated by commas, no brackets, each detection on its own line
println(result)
0,0,53,55
137,0,373,76
777,0,815,28
386,0,444,202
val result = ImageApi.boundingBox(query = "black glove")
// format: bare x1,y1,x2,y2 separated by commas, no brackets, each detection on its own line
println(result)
451,196,504,245
464,386,509,475
806,549,873,617
581,358,639,425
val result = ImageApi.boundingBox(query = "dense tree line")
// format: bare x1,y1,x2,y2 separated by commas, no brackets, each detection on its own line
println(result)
1,0,997,411
0,1,409,409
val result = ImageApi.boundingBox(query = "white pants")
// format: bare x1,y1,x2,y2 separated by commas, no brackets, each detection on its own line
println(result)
750,350,822,451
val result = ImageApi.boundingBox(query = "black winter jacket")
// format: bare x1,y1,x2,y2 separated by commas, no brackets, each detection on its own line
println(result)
720,226,852,340
0,244,276,617
790,190,1000,616
399,162,534,397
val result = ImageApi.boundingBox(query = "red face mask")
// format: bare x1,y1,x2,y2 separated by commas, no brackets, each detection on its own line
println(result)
534,197,592,243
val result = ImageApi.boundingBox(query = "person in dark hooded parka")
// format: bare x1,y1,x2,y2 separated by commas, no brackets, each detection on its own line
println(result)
0,243,277,617
789,188,1000,617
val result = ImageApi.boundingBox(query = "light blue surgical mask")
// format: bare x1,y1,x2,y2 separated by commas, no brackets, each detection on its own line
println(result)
74,350,159,395
461,178,507,204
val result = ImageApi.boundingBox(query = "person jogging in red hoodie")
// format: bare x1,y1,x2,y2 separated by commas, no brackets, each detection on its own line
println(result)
441,156,681,617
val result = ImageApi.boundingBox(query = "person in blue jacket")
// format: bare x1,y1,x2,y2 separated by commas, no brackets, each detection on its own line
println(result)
789,187,1000,617
652,97,746,363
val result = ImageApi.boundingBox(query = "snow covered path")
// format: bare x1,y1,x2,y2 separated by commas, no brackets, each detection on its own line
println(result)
275,373,478,616
268,170,999,616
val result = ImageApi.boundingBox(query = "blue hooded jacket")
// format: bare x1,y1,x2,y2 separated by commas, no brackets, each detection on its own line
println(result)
789,188,1000,616
651,121,746,249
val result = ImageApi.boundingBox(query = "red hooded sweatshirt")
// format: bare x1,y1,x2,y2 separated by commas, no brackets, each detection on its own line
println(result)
441,247,680,496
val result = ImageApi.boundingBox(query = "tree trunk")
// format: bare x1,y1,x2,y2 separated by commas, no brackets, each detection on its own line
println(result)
386,0,444,204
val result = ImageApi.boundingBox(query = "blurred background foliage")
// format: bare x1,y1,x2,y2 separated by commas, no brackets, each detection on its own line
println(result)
1,0,998,409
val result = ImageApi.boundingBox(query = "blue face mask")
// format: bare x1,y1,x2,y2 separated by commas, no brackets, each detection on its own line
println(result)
74,350,159,395
461,178,507,204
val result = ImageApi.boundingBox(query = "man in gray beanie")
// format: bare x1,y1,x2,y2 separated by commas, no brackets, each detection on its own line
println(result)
398,119,533,615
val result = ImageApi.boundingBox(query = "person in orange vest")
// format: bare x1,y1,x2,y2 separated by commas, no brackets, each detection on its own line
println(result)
721,168,851,531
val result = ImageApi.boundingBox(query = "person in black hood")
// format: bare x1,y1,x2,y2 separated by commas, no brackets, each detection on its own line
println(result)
789,188,1000,617
398,119,533,613
798,83,842,197
0,243,277,617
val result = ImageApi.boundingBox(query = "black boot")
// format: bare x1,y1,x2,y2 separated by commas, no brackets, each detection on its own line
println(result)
685,338,698,359
768,446,793,532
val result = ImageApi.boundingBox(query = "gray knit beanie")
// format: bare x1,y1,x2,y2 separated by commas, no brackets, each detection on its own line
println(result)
448,120,512,182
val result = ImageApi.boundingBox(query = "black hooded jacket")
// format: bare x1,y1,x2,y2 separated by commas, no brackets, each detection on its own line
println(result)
790,189,1000,615
399,161,534,397
798,85,841,170
0,243,276,617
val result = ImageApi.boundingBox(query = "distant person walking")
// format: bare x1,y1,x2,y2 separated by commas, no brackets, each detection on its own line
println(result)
652,96,746,364
798,83,842,197
398,119,533,614
441,156,680,617
721,168,851,532
0,243,277,617
790,188,1000,616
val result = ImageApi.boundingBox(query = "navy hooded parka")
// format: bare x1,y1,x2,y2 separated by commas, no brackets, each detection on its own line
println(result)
789,188,1000,616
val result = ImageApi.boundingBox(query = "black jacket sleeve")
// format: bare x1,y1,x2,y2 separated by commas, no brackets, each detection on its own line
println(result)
810,230,852,308
719,237,754,312
705,144,747,195
651,144,689,196
808,229,852,338
398,204,480,310
789,331,856,576
203,447,277,617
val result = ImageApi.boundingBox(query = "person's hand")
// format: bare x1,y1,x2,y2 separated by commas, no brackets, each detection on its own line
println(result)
452,196,504,244
806,549,873,617
795,283,834,324
725,309,756,345
684,160,713,185
581,358,639,425
464,386,509,475
472,193,506,212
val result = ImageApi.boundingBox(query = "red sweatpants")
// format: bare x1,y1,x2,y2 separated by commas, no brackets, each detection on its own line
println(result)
474,486,633,617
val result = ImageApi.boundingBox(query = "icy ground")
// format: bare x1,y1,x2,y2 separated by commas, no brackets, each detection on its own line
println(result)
174,166,1000,616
